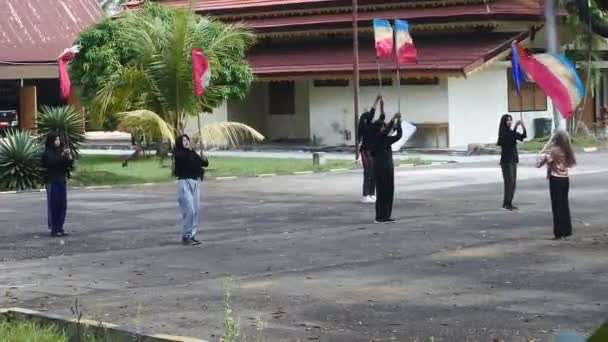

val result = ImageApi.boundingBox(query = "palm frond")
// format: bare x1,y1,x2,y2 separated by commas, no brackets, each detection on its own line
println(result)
192,122,264,148
116,110,176,146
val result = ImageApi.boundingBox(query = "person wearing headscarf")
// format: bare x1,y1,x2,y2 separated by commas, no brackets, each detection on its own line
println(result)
537,130,577,240
357,95,383,204
497,114,527,210
371,112,403,223
41,132,73,237
173,134,208,246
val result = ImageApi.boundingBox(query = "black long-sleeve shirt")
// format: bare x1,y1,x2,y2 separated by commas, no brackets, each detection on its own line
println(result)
357,108,376,151
41,148,73,183
173,150,209,180
497,128,527,164
372,121,403,168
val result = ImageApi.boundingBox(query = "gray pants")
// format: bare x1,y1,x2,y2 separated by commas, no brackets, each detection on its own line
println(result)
177,179,200,240
501,163,517,207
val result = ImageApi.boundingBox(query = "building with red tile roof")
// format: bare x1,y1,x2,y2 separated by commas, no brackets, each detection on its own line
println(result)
0,0,102,131
129,0,557,148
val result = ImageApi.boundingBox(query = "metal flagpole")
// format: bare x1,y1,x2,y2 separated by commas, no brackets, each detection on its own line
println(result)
352,0,361,161
544,0,564,131
396,66,401,113
376,59,382,98
197,113,204,157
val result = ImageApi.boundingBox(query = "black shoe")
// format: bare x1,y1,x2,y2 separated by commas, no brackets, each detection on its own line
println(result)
384,218,396,224
510,205,519,211
58,231,69,237
182,237,201,246
374,219,385,224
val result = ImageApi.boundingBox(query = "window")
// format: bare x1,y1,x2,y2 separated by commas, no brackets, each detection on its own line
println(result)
313,79,349,87
401,77,439,85
508,69,547,112
268,81,295,115
360,78,392,87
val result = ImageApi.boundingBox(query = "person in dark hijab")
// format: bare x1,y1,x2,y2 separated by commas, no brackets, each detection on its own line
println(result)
173,134,208,246
357,95,383,204
497,114,527,211
371,112,403,223
41,132,73,237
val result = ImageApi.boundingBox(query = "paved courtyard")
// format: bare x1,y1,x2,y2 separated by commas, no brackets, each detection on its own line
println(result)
1,154,607,341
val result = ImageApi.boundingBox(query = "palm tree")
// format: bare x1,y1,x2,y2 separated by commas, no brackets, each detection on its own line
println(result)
91,3,263,150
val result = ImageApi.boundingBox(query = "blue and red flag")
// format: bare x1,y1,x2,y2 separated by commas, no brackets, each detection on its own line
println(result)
394,19,417,65
373,19,393,59
515,42,584,119
510,41,526,96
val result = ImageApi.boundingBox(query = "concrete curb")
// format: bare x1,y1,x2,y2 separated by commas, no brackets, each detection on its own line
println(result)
0,307,207,342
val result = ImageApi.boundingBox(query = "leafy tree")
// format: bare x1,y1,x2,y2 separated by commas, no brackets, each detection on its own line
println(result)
70,2,259,146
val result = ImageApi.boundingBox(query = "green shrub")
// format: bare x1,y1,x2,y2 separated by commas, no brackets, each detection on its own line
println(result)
37,105,86,154
0,130,43,191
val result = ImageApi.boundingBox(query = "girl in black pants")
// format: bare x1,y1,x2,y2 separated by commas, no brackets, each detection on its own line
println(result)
537,130,576,240
497,114,527,210
372,113,403,223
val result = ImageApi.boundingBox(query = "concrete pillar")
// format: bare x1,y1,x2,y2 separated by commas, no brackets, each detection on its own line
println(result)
67,86,86,133
312,152,326,166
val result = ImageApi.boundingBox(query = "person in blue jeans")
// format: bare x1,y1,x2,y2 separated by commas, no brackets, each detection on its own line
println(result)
173,134,208,246
41,132,73,237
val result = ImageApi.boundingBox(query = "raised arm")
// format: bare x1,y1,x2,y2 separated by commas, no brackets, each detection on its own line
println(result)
515,120,527,141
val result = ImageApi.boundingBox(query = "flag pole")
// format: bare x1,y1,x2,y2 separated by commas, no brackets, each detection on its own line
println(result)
376,59,382,97
544,0,564,131
352,0,361,161
395,47,401,113
197,113,204,157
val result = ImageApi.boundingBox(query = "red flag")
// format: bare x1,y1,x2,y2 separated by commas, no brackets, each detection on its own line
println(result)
57,46,80,100
192,48,210,97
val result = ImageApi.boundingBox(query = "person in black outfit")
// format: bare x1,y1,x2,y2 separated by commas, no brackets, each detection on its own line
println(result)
357,95,383,203
41,132,74,237
173,134,209,246
372,113,403,223
497,114,527,211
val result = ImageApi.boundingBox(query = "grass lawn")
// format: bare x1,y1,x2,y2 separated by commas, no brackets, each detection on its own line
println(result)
519,135,606,152
0,321,67,342
70,155,357,187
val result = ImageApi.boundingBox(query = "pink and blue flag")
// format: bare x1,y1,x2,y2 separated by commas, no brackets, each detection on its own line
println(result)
373,19,393,59
516,43,584,119
394,19,417,64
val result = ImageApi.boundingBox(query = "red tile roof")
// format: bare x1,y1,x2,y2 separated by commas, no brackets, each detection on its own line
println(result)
0,0,103,63
140,0,545,17
248,32,524,77
244,0,546,30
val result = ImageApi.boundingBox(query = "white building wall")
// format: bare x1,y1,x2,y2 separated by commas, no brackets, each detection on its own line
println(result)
447,65,553,148
226,81,310,142
266,80,310,141
184,102,228,137
309,80,449,146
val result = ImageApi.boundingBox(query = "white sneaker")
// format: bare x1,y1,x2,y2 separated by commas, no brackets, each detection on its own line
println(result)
370,196,377,202
361,196,375,204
